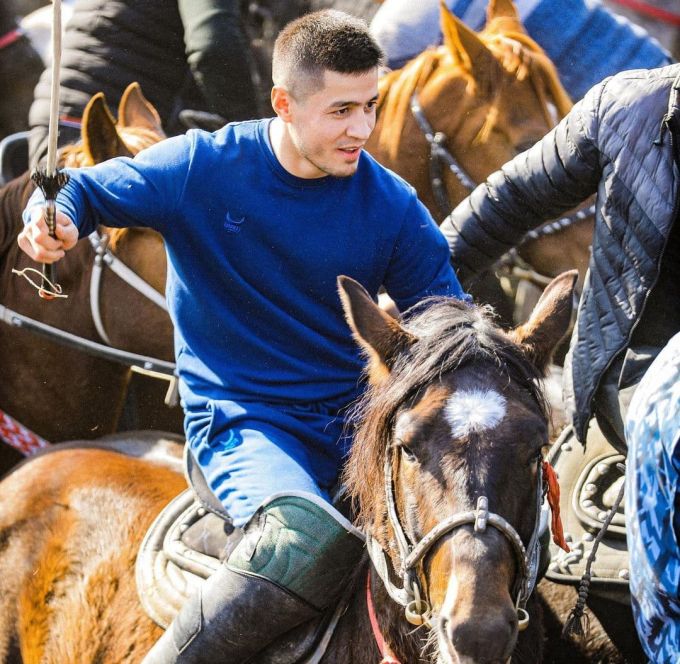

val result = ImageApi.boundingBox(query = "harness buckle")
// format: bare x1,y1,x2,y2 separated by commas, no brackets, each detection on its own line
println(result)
474,496,489,533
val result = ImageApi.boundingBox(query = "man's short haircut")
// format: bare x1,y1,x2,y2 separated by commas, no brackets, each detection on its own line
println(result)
272,10,384,99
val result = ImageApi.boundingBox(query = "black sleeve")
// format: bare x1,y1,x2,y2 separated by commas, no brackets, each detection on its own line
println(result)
178,0,259,122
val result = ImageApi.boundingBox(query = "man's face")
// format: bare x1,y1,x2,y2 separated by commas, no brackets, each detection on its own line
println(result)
286,69,379,178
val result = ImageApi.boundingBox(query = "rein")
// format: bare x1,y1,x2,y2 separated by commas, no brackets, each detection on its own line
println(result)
0,28,23,51
3,232,177,403
366,571,401,664
0,408,50,455
607,0,680,26
409,92,596,276
88,230,168,345
365,449,545,631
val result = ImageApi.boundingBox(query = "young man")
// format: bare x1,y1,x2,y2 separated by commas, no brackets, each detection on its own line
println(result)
19,10,468,662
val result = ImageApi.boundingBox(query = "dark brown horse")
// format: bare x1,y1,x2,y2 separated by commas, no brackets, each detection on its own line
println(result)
0,83,181,475
0,270,578,663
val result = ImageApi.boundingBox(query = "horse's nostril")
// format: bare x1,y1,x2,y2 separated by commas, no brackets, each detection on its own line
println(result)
447,611,516,661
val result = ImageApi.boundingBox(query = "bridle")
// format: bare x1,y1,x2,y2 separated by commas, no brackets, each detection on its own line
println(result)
409,91,596,280
3,230,178,407
366,444,546,630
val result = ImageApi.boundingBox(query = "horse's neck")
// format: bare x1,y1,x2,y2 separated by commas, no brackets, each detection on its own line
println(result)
0,173,34,258
323,562,428,663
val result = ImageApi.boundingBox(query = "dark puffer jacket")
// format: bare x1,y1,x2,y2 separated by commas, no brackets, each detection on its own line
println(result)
29,0,258,163
441,64,680,442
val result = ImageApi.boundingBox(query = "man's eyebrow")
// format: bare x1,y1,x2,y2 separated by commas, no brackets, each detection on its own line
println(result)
328,95,379,108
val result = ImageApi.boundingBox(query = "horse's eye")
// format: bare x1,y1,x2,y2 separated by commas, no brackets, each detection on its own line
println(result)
401,445,417,462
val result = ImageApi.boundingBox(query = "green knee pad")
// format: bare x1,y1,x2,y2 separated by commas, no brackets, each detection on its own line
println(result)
227,492,365,610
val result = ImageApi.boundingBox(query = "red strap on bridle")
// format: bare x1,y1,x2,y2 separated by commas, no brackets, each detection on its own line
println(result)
543,460,570,553
366,571,402,664
0,408,50,455
0,29,22,50
608,0,680,26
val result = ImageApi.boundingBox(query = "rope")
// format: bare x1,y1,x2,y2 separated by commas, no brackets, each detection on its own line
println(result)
12,267,67,298
366,570,402,664
0,28,22,51
562,464,627,637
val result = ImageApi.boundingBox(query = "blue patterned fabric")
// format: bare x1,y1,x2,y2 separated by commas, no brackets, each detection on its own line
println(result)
370,0,673,100
625,332,680,662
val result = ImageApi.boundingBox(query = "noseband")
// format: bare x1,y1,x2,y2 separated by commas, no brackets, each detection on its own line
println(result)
366,448,545,630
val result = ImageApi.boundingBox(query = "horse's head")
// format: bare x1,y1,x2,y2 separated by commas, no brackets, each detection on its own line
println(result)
371,0,572,219
341,271,577,663
61,82,165,168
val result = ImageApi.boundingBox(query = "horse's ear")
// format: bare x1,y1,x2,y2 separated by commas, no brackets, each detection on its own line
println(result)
82,92,133,164
509,270,578,373
118,82,164,135
337,276,416,383
487,0,521,22
440,0,493,72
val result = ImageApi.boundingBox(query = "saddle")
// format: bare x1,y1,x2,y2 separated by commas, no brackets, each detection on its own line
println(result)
544,422,629,599
135,446,360,663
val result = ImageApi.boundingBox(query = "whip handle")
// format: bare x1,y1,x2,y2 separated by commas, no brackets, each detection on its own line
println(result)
39,200,58,299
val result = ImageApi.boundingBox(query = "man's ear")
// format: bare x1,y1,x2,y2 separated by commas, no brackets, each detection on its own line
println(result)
271,86,293,122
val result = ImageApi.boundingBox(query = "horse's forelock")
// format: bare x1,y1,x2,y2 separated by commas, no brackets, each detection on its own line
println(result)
344,298,546,527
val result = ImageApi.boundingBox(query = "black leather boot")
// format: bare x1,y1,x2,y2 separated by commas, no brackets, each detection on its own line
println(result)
142,492,364,663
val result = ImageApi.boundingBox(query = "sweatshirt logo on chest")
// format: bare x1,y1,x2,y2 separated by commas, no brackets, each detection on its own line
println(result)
224,212,246,234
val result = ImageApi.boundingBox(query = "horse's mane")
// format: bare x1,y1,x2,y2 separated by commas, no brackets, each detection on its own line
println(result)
376,20,572,157
343,298,547,527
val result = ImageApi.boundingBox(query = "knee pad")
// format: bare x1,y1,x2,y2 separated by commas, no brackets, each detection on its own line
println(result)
227,492,365,610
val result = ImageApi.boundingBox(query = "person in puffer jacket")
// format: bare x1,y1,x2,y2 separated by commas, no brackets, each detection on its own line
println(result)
441,65,680,658
28,0,259,167
443,63,680,448
0,2,43,140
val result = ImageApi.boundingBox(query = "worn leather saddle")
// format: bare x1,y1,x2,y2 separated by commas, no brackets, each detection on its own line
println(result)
544,422,629,600
135,446,360,663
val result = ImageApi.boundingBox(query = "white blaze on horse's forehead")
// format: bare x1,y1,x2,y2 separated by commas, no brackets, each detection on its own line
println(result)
444,389,507,437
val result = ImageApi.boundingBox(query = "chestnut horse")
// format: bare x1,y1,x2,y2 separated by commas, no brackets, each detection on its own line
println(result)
0,271,578,663
367,0,594,317
0,83,181,475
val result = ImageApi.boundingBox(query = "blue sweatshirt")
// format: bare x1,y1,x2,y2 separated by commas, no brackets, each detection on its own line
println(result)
31,119,467,412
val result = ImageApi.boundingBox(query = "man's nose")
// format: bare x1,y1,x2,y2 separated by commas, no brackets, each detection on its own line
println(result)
346,111,374,141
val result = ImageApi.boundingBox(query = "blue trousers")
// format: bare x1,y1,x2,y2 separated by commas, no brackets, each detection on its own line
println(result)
184,397,353,526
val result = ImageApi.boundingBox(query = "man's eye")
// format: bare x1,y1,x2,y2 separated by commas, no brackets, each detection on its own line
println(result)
365,101,377,111
334,107,349,116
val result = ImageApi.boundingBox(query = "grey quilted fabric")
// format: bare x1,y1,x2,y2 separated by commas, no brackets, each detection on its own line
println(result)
441,64,680,441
